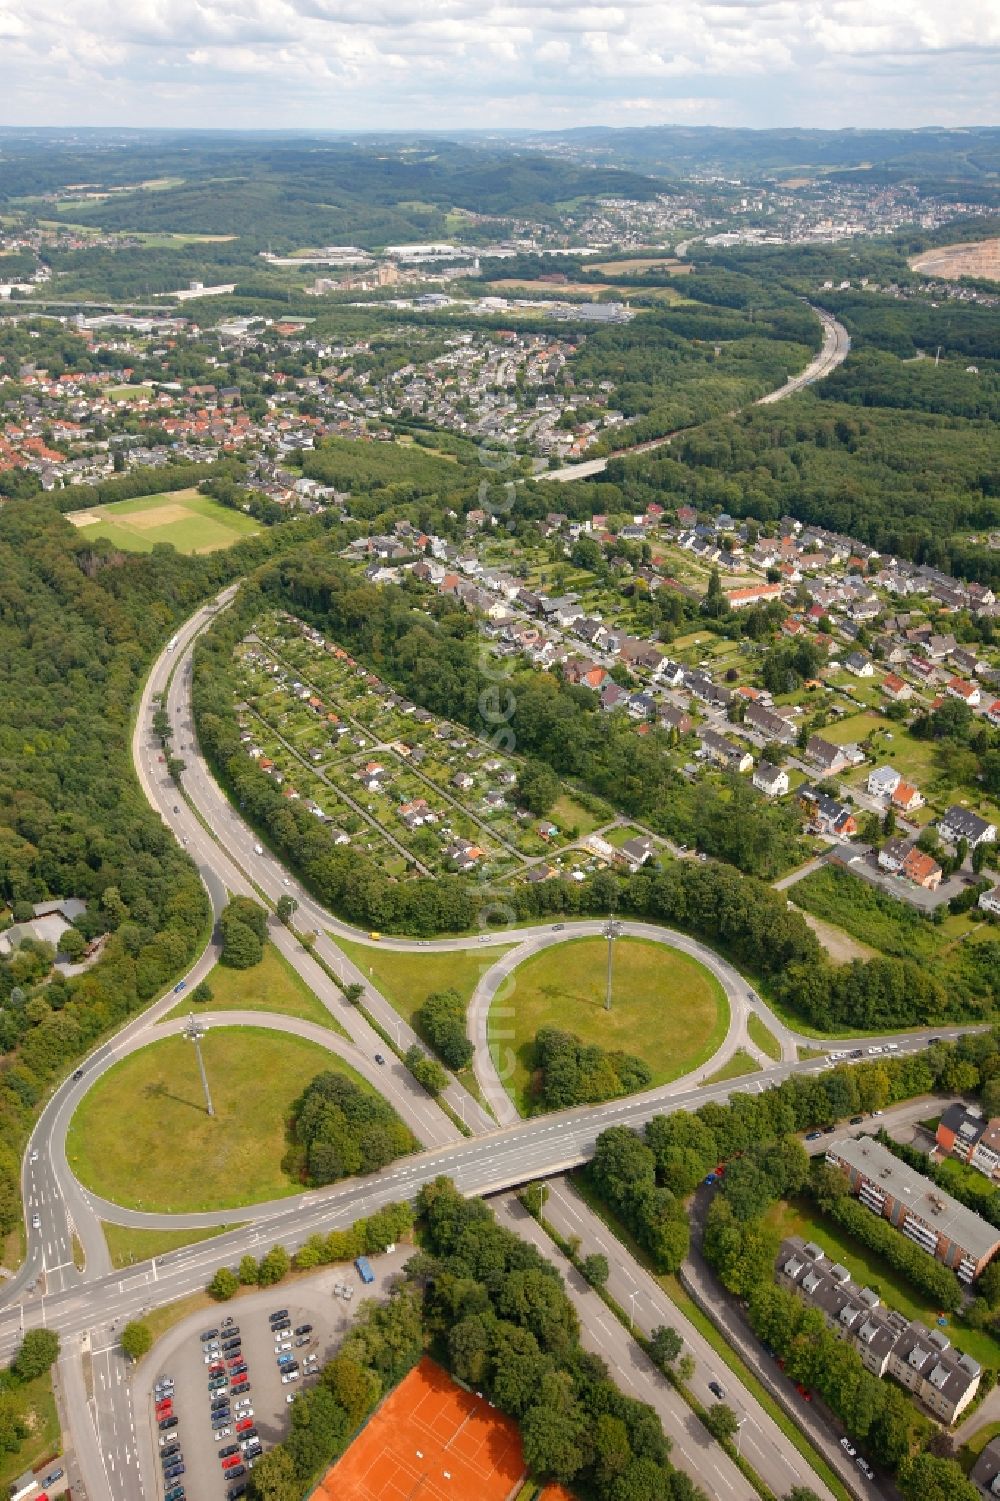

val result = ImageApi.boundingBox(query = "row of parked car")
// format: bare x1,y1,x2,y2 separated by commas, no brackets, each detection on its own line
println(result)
271,1307,319,1389
202,1316,262,1497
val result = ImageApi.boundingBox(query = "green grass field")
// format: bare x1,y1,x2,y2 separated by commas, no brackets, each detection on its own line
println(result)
161,942,347,1034
67,489,260,555
702,1048,761,1084
0,1372,60,1493
747,1013,782,1061
491,936,729,1114
337,938,515,1029
102,1221,238,1270
66,1027,373,1213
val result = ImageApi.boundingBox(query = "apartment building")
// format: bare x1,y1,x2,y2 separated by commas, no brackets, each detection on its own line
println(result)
936,1103,1000,1183
777,1237,982,1424
825,1136,1000,1282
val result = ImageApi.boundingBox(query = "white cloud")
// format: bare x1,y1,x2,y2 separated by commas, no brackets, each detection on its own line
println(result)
0,0,994,126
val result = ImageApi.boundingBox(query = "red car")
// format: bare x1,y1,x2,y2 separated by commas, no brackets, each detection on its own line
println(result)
222,1455,242,1471
235,1418,254,1433
795,1384,813,1402
226,1355,244,1368
155,1400,173,1417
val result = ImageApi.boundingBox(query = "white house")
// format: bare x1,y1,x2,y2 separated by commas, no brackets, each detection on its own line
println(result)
979,886,1000,918
753,763,790,798
867,766,901,799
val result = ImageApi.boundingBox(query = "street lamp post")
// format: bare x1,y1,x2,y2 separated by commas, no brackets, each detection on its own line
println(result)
183,1013,215,1118
628,1288,638,1330
602,918,623,1012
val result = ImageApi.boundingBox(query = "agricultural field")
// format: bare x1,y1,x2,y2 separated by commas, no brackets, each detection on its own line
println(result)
490,935,729,1114
66,488,260,554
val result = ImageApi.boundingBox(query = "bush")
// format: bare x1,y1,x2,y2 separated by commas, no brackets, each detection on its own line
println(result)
208,1267,239,1301
120,1321,153,1361
291,1071,417,1186
415,990,472,1071
218,897,267,969
534,1026,652,1110
12,1328,59,1380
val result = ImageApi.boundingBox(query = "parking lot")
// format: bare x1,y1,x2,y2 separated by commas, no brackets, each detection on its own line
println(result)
135,1252,410,1501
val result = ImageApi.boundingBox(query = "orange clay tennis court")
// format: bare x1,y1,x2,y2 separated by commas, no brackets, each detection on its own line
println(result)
310,1356,527,1501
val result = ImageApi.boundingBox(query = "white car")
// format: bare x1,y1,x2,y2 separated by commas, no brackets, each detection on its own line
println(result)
840,1437,857,1458
31,1214,40,1230
285,1393,296,1405
213,1427,232,1440
235,1405,253,1418
281,1371,299,1384
274,1340,292,1352
29,1151,38,1164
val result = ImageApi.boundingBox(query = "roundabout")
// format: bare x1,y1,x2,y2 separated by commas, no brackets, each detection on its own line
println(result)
65,1025,366,1215
485,935,730,1116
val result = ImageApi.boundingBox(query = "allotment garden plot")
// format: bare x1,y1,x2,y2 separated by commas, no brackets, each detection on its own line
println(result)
231,611,617,885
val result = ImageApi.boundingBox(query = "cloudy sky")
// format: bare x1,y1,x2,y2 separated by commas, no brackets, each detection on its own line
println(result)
0,0,996,131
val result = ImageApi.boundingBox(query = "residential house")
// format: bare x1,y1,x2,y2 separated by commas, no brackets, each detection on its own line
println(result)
877,837,909,874
658,704,693,737
799,787,857,838
844,651,875,678
725,582,783,609
697,727,753,774
939,806,997,849
744,700,797,744
979,885,1000,918
891,780,924,815
620,835,657,870
901,845,942,890
753,763,790,798
867,766,901,800
806,735,849,776
881,673,913,702
948,676,982,708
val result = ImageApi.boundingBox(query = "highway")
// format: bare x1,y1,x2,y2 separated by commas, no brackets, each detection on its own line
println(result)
3,584,975,1501
537,305,850,482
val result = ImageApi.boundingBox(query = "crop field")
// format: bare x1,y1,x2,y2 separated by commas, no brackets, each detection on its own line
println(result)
66,488,260,554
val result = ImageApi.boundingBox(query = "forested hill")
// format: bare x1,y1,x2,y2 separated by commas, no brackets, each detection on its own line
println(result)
0,134,661,249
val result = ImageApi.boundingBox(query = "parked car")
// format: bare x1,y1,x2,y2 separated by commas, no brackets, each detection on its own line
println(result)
840,1438,857,1457
219,1444,240,1458
856,1457,874,1479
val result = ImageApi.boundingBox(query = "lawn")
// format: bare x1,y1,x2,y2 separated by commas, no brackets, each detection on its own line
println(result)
337,938,515,1029
0,1372,60,1493
748,1013,782,1062
161,942,347,1034
66,1027,375,1213
766,1197,1000,1369
702,1049,761,1084
490,936,729,1115
549,793,607,838
102,1221,239,1270
65,489,260,555
793,864,942,962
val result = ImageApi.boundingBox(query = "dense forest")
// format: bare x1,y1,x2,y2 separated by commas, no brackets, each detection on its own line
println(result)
0,502,323,1235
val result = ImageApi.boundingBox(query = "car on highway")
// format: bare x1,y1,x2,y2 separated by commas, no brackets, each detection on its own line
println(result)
30,1214,40,1230
73,1068,84,1080
374,1053,386,1065
29,1150,38,1164
707,1380,726,1400
840,1438,857,1457
552,923,564,931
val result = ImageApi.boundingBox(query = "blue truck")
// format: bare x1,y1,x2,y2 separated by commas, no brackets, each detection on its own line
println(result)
354,1256,375,1285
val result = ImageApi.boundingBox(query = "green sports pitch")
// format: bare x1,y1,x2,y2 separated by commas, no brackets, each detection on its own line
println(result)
67,488,261,554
